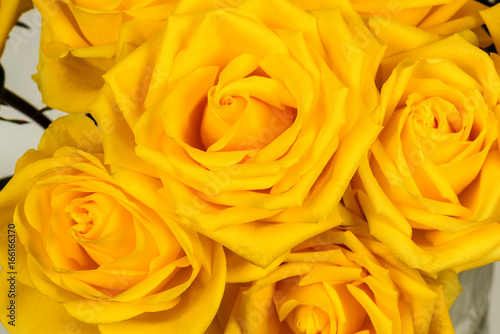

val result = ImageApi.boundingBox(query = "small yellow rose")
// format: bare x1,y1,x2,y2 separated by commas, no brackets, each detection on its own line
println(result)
352,34,500,272
0,114,226,334
32,0,178,113
215,227,461,334
91,0,383,268
0,0,32,57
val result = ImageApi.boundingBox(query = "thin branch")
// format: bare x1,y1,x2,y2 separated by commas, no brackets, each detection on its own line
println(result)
39,106,52,113
15,22,30,29
1,89,51,129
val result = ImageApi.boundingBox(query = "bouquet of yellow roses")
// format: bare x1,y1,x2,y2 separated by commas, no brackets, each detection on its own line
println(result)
1,0,500,333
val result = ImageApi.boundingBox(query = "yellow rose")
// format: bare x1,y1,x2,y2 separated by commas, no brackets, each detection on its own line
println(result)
214,227,461,334
352,34,500,272
0,114,226,333
354,0,491,48
32,0,178,113
0,0,32,57
91,0,384,268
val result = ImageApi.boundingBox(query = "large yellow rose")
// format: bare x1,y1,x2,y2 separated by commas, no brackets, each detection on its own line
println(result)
214,226,461,334
352,34,500,273
0,0,32,57
0,114,226,333
91,0,384,268
354,0,491,47
32,0,178,113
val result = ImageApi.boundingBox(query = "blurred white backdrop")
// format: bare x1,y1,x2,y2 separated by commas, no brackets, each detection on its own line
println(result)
0,8,499,334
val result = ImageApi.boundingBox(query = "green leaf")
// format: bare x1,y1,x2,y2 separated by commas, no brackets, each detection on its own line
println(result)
0,176,12,191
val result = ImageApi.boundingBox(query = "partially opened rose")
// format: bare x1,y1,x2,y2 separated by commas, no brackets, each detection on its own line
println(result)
91,0,383,268
0,0,32,57
32,0,178,113
0,114,226,333
215,226,461,333
352,34,500,272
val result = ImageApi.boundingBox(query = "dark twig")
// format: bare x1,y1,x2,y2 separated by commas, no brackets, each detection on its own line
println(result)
15,22,30,29
38,106,52,113
1,89,51,129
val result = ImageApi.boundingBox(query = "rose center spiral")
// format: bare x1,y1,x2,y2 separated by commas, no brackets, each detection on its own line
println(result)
199,54,296,152
68,199,99,241
409,96,464,135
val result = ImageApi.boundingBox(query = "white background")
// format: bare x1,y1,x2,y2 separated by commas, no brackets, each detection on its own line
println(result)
0,9,499,334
